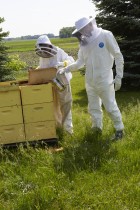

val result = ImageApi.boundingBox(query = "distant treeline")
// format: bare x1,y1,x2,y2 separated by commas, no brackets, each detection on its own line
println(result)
5,33,58,41
6,27,76,41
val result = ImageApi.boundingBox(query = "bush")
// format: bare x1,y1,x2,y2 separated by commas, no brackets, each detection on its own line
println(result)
5,54,27,72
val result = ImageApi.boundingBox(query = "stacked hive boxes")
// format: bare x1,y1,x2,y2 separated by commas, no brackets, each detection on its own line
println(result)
0,86,25,144
0,83,57,145
20,83,56,141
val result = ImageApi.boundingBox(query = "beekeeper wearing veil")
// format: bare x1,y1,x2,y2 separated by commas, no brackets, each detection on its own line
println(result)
59,15,124,140
35,35,74,134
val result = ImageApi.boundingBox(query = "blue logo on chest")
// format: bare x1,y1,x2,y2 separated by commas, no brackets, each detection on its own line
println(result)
99,42,104,48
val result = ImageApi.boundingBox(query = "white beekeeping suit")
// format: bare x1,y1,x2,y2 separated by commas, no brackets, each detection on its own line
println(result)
35,35,74,134
59,16,124,140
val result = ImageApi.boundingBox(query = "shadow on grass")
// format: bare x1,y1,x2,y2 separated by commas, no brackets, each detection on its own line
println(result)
53,129,118,178
73,89,88,108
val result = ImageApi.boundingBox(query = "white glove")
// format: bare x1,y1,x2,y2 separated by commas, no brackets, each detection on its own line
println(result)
57,66,70,75
55,62,64,69
112,76,122,91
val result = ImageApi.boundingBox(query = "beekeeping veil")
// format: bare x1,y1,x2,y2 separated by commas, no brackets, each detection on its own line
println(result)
35,35,57,58
72,15,102,45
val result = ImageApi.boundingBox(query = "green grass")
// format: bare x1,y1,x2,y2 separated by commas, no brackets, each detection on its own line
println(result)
0,39,140,209
5,37,79,52
5,39,37,52
0,71,140,210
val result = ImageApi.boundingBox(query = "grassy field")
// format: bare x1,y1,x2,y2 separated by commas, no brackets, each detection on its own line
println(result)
0,39,140,210
5,37,79,52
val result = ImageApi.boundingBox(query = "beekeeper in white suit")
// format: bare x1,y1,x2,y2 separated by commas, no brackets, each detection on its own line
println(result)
35,35,74,134
59,15,124,140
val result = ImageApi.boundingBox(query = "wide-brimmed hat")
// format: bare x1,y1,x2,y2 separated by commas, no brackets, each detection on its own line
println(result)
72,15,95,35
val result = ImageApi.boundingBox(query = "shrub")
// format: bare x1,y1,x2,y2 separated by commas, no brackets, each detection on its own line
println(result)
5,54,27,72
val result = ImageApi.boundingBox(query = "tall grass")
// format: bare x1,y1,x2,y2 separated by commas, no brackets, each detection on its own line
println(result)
0,71,140,210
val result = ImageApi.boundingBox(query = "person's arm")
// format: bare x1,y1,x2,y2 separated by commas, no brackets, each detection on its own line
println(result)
106,31,124,90
59,48,85,73
56,48,74,67
106,31,124,78
36,57,47,69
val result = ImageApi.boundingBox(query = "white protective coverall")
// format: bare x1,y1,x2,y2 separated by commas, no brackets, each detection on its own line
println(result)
63,21,124,131
36,36,74,134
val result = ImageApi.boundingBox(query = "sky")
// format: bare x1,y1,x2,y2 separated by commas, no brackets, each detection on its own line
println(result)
0,0,96,38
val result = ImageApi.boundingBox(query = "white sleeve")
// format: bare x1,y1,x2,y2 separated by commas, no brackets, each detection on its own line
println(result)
59,48,75,65
106,31,124,78
67,49,85,72
38,57,48,68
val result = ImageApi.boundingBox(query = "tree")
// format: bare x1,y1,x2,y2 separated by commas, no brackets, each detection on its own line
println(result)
92,0,140,89
59,27,75,38
0,17,14,81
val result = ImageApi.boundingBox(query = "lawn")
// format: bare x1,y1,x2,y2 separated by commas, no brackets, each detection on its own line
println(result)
0,38,140,210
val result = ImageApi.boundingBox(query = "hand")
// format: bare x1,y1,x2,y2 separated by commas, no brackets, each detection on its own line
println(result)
112,76,122,91
55,62,65,68
55,61,68,69
57,67,70,75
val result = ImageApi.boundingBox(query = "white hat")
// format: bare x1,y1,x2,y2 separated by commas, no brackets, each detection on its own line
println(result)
36,35,51,45
72,15,96,35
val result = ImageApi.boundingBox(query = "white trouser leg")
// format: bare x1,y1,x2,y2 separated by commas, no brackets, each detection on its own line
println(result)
57,84,73,133
86,85,103,130
99,85,124,131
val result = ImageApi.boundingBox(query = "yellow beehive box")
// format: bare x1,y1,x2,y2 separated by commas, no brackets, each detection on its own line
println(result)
0,106,23,126
0,86,21,107
20,83,53,105
22,102,55,123
0,124,25,144
25,121,56,141
0,81,15,86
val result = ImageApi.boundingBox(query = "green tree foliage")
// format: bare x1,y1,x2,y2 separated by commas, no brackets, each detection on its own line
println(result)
59,27,75,38
0,17,14,81
92,0,140,88
92,0,140,38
